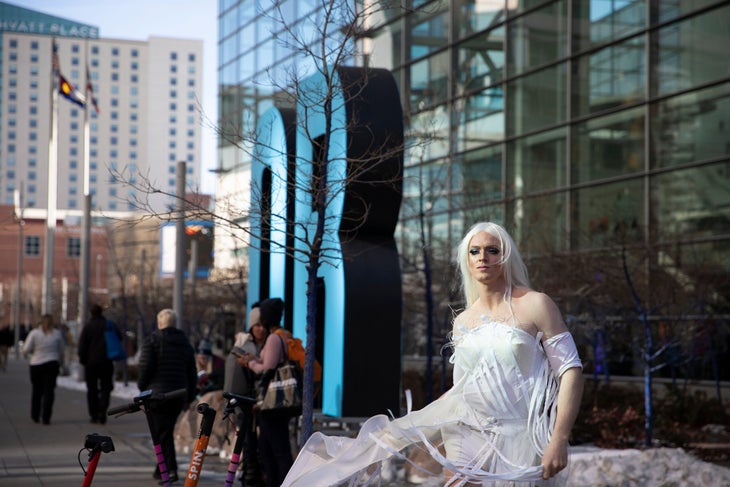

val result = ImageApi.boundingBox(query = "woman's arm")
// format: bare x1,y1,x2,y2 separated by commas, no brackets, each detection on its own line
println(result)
246,333,283,374
541,367,583,479
22,330,35,357
522,290,584,479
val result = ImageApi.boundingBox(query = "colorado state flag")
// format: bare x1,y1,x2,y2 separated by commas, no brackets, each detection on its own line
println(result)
59,73,86,108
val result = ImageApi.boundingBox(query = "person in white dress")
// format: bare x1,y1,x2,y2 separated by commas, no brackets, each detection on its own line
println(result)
282,222,584,486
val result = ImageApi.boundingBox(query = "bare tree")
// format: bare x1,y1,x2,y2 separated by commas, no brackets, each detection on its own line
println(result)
110,0,411,444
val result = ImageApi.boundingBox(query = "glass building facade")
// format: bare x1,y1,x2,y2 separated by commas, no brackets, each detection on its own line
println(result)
217,1,730,377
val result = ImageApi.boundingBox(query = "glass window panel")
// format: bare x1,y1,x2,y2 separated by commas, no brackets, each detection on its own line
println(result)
572,107,645,184
364,0,403,32
220,9,238,39
506,64,566,136
256,39,274,73
456,0,505,39
457,85,505,151
571,178,644,249
370,20,402,69
240,50,255,81
456,28,505,96
652,162,730,242
221,35,237,67
508,191,567,253
409,50,450,110
295,0,321,20
402,160,450,220
651,84,730,169
508,127,566,197
657,0,718,24
409,3,449,60
453,204,505,239
573,0,645,51
507,0,567,77
240,23,255,54
410,106,450,161
220,0,237,14
452,145,503,209
676,240,730,275
573,36,645,117
512,0,553,15
654,4,730,97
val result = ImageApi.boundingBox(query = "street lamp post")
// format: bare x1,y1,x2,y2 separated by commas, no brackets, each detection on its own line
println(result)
14,185,24,359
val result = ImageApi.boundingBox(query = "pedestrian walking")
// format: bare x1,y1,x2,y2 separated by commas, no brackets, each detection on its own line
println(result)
22,314,65,424
138,308,197,483
78,304,122,424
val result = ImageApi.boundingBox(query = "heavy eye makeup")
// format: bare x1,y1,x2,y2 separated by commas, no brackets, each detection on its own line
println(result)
469,246,501,256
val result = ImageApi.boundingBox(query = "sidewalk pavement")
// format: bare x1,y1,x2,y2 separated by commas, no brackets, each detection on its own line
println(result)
0,353,231,486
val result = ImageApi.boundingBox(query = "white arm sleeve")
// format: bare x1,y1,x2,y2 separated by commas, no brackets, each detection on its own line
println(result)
543,331,582,378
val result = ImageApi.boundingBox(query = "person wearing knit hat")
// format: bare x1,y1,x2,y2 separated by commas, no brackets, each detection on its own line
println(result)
258,298,284,328
237,297,292,486
224,302,268,486
196,337,224,395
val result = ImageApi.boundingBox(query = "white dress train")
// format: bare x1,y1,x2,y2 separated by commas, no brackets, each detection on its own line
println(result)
282,316,573,486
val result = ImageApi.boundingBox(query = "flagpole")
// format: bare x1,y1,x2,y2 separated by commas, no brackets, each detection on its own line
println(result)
79,50,92,330
42,39,59,315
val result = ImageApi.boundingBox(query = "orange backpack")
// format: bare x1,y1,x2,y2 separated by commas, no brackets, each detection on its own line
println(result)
275,328,322,383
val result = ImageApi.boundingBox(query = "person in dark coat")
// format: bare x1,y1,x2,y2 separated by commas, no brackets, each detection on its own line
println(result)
77,304,122,424
137,308,197,483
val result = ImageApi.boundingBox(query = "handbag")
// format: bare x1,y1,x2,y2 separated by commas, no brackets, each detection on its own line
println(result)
257,336,302,417
104,320,126,361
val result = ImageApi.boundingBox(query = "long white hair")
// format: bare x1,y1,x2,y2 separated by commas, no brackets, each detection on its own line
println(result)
456,222,530,307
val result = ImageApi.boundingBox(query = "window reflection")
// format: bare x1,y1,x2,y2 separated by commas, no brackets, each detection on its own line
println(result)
573,0,645,51
410,3,449,60
571,178,644,249
653,4,730,97
507,64,566,136
453,146,503,209
572,107,644,184
402,160,450,220
456,28,505,96
507,0,566,77
456,0,505,39
573,36,644,117
508,191,567,252
410,109,449,162
652,163,730,241
508,127,566,197
457,86,504,152
409,51,449,110
651,84,730,168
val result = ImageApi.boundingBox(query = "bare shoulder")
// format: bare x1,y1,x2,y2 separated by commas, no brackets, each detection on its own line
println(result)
512,288,566,336
453,305,482,330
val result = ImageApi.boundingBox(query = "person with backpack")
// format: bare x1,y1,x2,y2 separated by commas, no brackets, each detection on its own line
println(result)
237,297,293,487
77,304,122,424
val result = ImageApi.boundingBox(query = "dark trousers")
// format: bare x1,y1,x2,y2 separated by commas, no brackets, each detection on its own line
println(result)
257,413,293,487
84,361,114,422
29,360,60,423
240,409,264,486
149,397,186,475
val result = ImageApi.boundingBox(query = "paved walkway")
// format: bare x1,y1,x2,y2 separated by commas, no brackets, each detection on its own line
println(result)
0,353,230,486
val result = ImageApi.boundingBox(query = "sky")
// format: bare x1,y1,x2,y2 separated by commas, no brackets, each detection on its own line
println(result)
8,0,219,193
